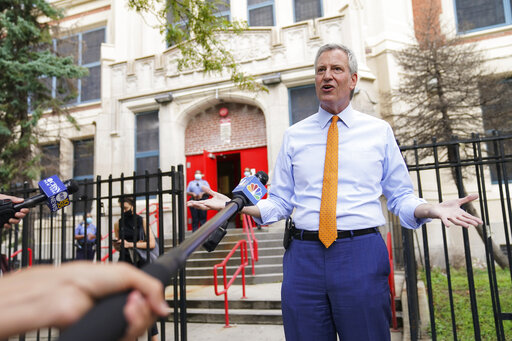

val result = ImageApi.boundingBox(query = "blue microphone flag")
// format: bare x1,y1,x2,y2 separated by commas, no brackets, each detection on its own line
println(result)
232,175,267,205
38,175,70,212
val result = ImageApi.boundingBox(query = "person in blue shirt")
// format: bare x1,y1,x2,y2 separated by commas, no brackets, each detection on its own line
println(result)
75,213,96,260
188,43,482,341
186,170,210,232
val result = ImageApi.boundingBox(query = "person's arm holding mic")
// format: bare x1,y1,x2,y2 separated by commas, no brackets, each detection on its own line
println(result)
0,194,29,229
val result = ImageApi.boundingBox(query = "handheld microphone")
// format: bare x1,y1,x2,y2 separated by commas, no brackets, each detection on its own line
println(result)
0,177,79,226
203,171,268,252
231,171,268,207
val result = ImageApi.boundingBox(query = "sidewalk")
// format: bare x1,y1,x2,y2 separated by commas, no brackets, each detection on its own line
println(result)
162,282,403,341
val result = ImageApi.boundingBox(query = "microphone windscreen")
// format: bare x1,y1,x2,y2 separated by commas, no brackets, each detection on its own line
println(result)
255,171,269,186
64,179,80,194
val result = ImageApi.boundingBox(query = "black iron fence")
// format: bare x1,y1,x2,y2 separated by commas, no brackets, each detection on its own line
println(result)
0,165,187,341
392,132,512,340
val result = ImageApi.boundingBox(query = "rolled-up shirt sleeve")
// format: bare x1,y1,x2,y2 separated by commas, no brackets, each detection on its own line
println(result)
254,133,295,225
382,125,431,229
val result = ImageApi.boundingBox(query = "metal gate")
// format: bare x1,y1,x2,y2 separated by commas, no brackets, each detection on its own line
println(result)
0,165,187,341
392,132,512,340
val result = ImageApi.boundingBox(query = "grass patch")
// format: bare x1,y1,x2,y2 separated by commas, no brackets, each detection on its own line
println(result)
420,267,512,340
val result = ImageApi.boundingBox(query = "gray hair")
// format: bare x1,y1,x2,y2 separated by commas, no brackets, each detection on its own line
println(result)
314,43,358,75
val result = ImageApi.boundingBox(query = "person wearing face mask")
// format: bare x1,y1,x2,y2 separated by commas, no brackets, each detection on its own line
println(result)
186,170,210,232
243,167,252,178
75,213,97,260
114,196,159,340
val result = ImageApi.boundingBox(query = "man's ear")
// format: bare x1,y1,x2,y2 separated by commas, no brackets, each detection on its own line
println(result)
350,72,358,90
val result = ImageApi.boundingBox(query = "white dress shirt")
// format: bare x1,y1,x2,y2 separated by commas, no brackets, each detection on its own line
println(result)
256,104,428,231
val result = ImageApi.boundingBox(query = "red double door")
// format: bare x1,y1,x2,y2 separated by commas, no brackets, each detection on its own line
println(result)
185,146,268,230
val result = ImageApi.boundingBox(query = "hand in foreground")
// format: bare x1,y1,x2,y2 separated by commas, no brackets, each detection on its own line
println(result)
416,194,483,228
0,262,170,340
187,186,229,211
0,194,30,228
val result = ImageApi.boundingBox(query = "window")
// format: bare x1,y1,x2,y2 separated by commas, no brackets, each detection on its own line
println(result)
248,0,275,26
289,84,319,125
73,139,94,212
40,144,60,180
454,0,512,33
135,112,159,194
52,27,105,105
208,0,231,21
294,0,322,22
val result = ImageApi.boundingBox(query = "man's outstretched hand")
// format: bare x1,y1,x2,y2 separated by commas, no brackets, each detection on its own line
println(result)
187,186,229,211
415,194,483,228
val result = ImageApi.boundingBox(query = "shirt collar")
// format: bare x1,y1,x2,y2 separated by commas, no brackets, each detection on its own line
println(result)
317,103,354,129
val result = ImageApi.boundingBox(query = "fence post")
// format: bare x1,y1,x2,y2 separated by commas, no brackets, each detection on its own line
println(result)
403,228,419,341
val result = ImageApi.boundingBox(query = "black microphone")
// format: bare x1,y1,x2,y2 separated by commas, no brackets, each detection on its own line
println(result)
0,178,79,226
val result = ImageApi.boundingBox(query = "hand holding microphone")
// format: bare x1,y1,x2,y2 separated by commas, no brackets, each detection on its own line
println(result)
0,175,79,227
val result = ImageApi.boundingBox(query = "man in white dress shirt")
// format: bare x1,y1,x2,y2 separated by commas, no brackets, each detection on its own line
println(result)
188,43,482,341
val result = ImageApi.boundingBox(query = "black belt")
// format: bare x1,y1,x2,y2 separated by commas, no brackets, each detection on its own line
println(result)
292,227,378,241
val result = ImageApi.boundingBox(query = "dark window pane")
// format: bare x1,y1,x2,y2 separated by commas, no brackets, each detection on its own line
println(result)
249,5,274,26
136,112,159,152
136,156,159,193
456,0,505,32
81,65,101,102
57,36,79,63
289,85,319,124
75,178,94,213
294,0,322,22
41,144,60,180
56,78,78,104
82,28,105,64
73,139,94,178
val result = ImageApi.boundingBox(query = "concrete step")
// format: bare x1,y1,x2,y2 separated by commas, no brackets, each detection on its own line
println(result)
185,299,282,310
186,254,283,267
167,308,283,325
186,273,283,285
186,263,283,277
190,246,285,259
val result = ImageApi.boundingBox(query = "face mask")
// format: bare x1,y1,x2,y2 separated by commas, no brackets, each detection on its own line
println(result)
244,172,251,177
86,217,93,224
123,210,133,218
195,174,202,180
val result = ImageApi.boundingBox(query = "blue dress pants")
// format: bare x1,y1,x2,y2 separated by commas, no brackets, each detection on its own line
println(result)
281,232,391,341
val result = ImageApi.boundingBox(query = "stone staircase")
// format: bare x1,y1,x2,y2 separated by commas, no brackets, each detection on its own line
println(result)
183,223,285,286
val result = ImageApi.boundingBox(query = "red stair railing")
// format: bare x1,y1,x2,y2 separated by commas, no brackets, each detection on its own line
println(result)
213,239,248,327
10,248,32,268
387,231,399,330
241,214,258,275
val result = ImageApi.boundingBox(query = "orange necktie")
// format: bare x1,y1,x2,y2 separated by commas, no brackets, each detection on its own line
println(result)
319,116,339,248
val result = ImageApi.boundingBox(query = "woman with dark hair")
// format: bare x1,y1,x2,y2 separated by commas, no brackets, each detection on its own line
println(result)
114,196,159,340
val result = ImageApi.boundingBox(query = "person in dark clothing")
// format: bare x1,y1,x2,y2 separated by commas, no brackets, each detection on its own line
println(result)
114,196,159,340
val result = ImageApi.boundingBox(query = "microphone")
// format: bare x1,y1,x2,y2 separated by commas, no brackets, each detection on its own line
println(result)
231,171,268,207
0,176,79,226
203,171,268,252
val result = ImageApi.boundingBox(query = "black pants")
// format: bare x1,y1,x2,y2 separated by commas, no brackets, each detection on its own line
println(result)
76,244,95,260
190,206,207,232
